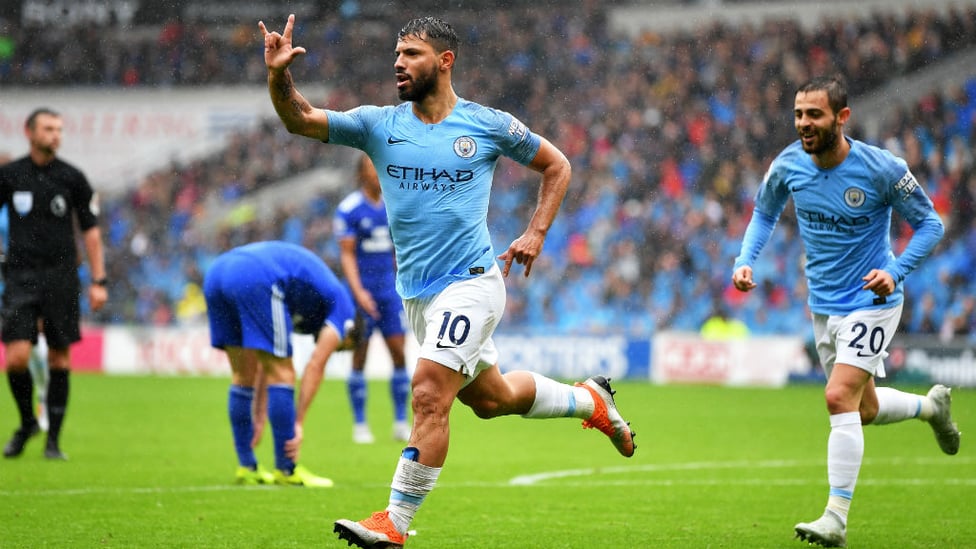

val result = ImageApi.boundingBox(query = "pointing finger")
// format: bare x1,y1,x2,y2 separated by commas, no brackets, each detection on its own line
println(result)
498,252,513,277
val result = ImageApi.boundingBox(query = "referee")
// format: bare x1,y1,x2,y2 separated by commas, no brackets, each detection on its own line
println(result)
1,108,108,460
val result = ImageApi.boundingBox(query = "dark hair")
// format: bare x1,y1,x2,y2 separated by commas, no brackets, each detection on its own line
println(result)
25,108,60,130
797,76,848,115
398,17,459,57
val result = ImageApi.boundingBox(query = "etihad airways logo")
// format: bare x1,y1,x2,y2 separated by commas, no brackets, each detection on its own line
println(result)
386,164,473,192
795,207,870,233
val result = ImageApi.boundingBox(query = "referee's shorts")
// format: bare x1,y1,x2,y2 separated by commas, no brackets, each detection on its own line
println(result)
1,266,81,347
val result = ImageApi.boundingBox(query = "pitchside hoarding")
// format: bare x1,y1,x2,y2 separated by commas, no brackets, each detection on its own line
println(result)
651,331,811,387
4,326,972,388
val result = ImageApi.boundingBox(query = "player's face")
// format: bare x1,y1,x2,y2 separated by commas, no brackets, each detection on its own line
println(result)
794,90,842,155
394,34,440,102
27,113,63,156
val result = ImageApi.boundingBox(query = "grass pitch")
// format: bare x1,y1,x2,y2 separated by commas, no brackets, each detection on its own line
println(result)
0,375,973,548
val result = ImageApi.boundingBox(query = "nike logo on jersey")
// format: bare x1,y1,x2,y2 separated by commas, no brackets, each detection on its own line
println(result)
387,136,408,144
435,341,456,349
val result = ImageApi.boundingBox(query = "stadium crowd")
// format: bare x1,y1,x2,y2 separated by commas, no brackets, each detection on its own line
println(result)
3,4,975,341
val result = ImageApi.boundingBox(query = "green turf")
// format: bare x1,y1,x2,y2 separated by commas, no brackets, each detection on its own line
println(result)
0,375,973,548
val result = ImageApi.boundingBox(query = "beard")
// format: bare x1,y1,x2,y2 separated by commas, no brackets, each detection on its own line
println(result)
799,121,840,155
397,66,438,102
31,139,59,157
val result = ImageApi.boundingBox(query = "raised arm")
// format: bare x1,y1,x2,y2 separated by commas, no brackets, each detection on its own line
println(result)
258,14,331,141
497,136,571,277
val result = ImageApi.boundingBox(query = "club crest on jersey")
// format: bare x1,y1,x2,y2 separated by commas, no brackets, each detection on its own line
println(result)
12,191,32,215
844,187,866,208
453,136,476,158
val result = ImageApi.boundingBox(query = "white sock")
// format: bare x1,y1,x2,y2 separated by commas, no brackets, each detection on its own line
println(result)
29,336,49,400
918,392,936,421
387,455,441,533
874,387,926,424
521,372,594,419
826,411,862,524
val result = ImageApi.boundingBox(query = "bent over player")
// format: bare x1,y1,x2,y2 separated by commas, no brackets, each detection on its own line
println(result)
204,240,356,487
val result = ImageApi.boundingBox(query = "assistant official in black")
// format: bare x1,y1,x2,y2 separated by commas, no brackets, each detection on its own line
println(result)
0,108,108,460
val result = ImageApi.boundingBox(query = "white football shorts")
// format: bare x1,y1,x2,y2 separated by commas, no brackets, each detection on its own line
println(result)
403,264,505,385
812,303,903,379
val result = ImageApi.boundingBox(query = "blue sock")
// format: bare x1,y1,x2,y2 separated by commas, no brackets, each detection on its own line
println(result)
347,370,367,424
391,368,410,422
267,384,296,474
228,385,257,468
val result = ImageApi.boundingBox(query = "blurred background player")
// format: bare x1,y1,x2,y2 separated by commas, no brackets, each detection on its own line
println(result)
1,107,108,460
28,329,49,432
335,154,411,444
203,240,357,486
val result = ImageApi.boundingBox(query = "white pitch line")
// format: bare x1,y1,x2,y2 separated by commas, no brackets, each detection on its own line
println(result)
507,456,976,485
500,477,976,488
2,456,972,497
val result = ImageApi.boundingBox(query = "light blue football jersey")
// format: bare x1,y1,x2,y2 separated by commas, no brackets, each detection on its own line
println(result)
327,99,541,299
735,138,944,315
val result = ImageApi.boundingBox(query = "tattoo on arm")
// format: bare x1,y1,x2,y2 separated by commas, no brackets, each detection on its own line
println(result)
289,98,307,117
271,70,293,99
272,71,310,115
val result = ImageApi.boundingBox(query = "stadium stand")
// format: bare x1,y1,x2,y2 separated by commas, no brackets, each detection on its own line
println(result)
1,1,974,343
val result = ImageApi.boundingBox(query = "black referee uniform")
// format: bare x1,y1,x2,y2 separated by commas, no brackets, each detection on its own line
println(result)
0,154,101,457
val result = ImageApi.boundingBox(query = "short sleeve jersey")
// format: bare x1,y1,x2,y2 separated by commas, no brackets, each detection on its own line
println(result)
333,190,397,298
0,156,98,270
739,138,942,315
326,99,541,299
